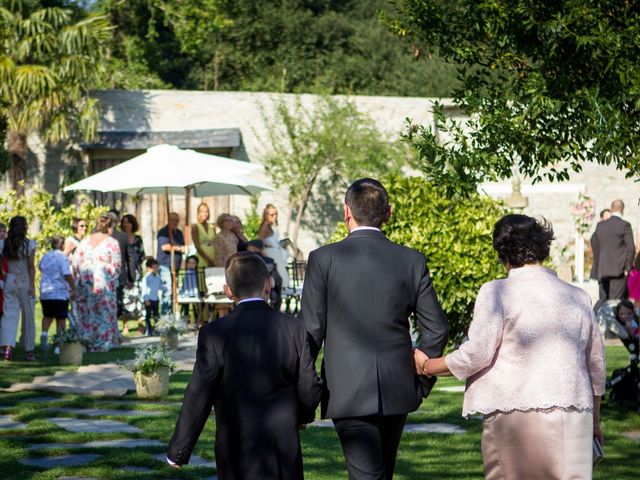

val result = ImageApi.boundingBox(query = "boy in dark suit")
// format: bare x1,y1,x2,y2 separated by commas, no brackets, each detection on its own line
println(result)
167,252,322,479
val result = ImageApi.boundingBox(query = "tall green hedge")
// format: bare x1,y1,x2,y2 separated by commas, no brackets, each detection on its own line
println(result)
331,176,507,346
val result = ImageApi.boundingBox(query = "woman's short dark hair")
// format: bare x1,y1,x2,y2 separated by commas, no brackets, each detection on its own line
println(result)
492,214,554,267
71,217,85,234
344,178,390,228
121,214,139,233
614,299,637,324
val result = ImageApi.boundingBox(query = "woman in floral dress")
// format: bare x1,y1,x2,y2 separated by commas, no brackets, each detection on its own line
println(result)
73,214,122,352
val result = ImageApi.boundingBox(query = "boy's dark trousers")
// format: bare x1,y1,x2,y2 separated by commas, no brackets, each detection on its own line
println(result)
144,300,159,335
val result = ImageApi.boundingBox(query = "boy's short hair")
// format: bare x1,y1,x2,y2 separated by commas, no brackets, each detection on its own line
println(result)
186,255,199,265
344,178,390,228
225,252,269,299
0,222,7,230
146,258,159,268
49,235,65,250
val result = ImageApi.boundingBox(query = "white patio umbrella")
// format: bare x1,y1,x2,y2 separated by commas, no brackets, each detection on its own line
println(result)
63,144,270,197
64,144,272,313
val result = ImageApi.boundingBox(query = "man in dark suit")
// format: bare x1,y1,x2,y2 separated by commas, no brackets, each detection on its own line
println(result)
300,178,449,479
592,199,635,312
167,252,322,479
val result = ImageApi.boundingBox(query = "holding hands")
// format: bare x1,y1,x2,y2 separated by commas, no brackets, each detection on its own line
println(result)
414,348,430,376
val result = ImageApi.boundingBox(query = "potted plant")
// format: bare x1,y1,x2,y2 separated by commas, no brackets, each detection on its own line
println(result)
155,315,189,350
120,344,176,398
53,327,88,366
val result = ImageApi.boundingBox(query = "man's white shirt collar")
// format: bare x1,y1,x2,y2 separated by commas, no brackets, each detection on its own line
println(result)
238,298,266,304
611,212,623,218
351,226,381,233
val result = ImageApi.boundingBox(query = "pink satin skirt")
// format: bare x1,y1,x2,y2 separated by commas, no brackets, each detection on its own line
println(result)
482,408,593,480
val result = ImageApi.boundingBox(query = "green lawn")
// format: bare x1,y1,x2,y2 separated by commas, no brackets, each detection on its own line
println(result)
0,344,638,479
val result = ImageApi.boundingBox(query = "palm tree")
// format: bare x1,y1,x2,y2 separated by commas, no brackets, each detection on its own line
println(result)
0,3,110,195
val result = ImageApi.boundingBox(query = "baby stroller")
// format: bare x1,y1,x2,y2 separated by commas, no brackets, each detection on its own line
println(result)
599,302,640,408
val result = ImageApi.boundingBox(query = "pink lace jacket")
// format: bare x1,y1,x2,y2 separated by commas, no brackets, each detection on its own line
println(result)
445,265,606,418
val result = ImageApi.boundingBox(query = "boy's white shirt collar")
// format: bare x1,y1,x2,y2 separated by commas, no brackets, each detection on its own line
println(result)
237,298,265,304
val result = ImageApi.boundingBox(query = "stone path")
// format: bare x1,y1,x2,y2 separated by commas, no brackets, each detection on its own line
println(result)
29,438,164,451
436,385,465,393
309,419,466,434
0,335,198,396
45,407,166,417
19,453,102,468
46,417,142,434
622,431,640,442
0,414,27,429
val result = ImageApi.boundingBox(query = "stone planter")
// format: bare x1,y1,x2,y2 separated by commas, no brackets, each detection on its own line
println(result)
59,342,83,366
556,263,573,283
134,367,170,398
161,332,179,350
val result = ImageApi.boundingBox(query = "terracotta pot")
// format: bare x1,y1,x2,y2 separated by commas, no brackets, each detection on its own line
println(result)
134,367,170,398
59,342,83,366
161,332,179,350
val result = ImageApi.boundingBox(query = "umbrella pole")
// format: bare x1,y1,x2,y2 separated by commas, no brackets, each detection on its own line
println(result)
185,186,192,246
165,187,178,317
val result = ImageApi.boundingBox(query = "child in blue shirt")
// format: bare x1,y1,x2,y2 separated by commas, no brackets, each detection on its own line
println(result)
141,258,166,336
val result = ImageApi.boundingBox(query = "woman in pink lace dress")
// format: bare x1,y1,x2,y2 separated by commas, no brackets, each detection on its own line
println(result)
73,214,122,352
415,214,606,480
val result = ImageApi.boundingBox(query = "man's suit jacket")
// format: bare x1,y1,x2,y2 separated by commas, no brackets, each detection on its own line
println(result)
592,216,635,279
300,229,448,419
167,301,322,480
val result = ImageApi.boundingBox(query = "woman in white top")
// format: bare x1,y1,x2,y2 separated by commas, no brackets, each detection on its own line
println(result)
258,204,289,289
415,214,606,480
0,216,37,361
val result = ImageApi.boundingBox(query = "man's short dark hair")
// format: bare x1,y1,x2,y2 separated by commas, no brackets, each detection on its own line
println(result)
492,214,554,268
146,258,159,269
344,178,390,227
225,252,269,298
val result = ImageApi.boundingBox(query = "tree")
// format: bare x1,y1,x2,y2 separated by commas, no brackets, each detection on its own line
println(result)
0,2,110,194
392,1,640,195
260,96,407,247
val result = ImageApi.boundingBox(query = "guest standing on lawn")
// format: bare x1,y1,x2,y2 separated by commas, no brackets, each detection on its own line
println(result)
63,217,87,261
73,214,122,352
213,213,238,267
0,216,37,361
258,204,290,289
415,214,606,480
121,213,146,327
191,203,216,267
157,212,186,315
39,235,76,353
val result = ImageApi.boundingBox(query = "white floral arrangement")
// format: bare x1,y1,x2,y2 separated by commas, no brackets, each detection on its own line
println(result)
154,314,189,335
119,344,176,375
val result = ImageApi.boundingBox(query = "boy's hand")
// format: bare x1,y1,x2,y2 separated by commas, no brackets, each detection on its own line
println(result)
144,300,151,307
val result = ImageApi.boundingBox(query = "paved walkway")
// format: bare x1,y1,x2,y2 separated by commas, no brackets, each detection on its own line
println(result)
0,335,197,396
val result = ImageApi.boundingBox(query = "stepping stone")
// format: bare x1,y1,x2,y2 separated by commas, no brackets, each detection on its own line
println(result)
47,417,142,434
436,385,465,393
19,453,102,468
121,466,153,473
29,438,164,451
59,477,98,480
153,453,216,469
25,396,62,403
622,431,640,442
45,407,165,417
403,423,467,434
0,414,27,430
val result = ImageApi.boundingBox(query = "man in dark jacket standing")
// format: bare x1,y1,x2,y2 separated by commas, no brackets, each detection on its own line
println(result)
167,252,322,479
300,178,448,480
592,199,635,312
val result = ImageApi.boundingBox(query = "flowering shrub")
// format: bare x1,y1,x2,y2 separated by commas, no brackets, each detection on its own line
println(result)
53,326,89,345
570,193,596,235
552,240,573,264
119,344,176,375
154,314,189,335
